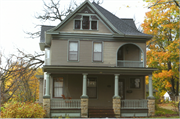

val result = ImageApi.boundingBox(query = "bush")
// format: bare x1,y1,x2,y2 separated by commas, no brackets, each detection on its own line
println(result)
155,110,165,116
0,101,46,118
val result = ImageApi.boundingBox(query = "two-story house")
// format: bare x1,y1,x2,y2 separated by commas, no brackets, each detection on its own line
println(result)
38,0,157,118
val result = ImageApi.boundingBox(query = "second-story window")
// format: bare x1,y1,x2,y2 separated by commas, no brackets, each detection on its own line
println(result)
69,41,78,61
93,42,102,62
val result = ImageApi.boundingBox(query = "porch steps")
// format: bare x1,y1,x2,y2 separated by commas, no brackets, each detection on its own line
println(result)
88,109,115,118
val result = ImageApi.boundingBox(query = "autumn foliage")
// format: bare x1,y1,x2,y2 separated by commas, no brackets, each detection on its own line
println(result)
142,0,179,98
0,101,46,118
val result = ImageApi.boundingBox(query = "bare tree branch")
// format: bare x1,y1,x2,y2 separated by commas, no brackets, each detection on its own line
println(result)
25,0,104,39
0,49,44,103
148,0,180,8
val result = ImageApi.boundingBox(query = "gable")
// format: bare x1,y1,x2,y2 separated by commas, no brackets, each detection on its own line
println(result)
49,1,117,34
56,5,113,34
47,0,152,40
78,6,94,14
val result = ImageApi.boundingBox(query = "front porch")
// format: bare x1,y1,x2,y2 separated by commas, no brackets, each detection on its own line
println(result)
41,66,156,118
50,99,148,117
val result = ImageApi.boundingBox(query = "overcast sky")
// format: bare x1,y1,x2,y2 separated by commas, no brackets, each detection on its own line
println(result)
0,0,149,56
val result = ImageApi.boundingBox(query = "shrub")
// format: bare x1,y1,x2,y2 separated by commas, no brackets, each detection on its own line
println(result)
0,101,46,118
155,110,165,116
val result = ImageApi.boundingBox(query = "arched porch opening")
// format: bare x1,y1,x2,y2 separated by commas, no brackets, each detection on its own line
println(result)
117,43,144,67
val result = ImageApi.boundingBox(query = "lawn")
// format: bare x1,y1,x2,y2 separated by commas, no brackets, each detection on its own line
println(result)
149,106,179,118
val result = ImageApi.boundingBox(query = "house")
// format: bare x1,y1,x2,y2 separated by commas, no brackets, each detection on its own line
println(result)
38,0,157,118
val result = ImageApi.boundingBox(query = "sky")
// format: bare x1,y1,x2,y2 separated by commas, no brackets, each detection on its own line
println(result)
0,0,150,57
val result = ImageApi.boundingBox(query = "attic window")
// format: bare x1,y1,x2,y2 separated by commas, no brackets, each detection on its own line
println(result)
75,20,80,29
82,16,89,29
74,15,98,30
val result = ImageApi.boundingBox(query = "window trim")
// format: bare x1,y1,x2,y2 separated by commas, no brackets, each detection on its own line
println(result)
53,77,64,98
74,14,98,30
68,40,79,62
87,77,98,99
92,41,103,62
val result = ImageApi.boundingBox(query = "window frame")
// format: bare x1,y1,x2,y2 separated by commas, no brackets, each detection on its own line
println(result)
74,15,98,30
87,77,97,99
53,77,64,98
68,40,79,61
92,41,103,62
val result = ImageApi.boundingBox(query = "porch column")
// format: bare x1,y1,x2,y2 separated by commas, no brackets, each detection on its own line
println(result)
81,73,88,118
81,73,88,98
113,74,120,98
43,73,50,117
113,74,121,118
45,73,50,97
147,74,155,116
148,74,154,98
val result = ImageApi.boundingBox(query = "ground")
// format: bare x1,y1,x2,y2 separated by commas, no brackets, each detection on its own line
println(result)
158,103,178,112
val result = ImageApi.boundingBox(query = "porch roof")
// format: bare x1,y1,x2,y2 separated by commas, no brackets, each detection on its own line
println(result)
43,65,158,75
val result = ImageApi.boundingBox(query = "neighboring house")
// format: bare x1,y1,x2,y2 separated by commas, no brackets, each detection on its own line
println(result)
38,0,157,118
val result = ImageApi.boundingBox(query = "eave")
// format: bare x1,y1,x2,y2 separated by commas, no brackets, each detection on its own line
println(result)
43,65,158,76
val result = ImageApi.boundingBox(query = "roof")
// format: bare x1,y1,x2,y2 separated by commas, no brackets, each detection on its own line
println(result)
92,2,151,37
43,65,158,75
40,25,55,43
40,1,152,43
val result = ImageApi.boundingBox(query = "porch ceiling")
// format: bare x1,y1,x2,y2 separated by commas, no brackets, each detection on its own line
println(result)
43,65,158,76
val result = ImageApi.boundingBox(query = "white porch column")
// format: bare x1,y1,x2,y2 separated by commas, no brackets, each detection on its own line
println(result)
45,73,50,97
81,73,88,118
147,74,155,116
148,74,155,99
113,74,120,98
113,74,121,118
81,73,88,98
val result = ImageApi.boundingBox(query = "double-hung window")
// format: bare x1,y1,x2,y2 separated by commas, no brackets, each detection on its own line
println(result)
53,77,63,98
68,41,78,61
93,42,102,62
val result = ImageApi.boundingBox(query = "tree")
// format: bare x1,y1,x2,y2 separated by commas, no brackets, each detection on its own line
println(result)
0,49,44,103
25,0,103,39
144,0,180,8
142,0,179,100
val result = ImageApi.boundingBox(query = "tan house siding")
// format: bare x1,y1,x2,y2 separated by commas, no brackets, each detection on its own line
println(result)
59,19,112,34
51,40,146,67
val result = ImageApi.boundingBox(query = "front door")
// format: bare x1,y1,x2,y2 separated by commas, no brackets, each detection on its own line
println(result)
119,79,125,99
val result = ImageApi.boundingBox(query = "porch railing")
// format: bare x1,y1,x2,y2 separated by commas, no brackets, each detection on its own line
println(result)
51,99,81,109
121,99,148,109
117,60,143,67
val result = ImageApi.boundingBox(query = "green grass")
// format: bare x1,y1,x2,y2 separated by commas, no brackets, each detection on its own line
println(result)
150,116,179,118
156,107,178,115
